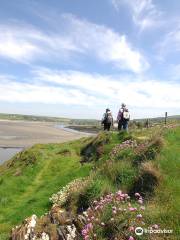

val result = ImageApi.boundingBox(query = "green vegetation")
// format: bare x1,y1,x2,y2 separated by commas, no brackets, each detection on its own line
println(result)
144,127,180,236
131,115,180,129
0,126,180,239
0,139,92,239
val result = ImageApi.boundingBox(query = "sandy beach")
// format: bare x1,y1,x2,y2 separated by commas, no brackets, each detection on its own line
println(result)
0,120,88,148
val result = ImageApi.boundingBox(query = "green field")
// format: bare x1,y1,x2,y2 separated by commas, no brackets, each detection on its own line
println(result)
0,126,179,239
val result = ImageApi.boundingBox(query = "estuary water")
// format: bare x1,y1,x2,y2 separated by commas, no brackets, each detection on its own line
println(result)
0,147,22,165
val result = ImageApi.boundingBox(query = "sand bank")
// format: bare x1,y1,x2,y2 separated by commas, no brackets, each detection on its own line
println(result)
0,120,89,148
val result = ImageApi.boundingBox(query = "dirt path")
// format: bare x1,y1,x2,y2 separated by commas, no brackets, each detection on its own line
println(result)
0,120,89,148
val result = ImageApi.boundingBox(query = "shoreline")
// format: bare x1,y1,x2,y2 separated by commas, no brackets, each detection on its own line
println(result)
0,120,90,148
65,125,101,134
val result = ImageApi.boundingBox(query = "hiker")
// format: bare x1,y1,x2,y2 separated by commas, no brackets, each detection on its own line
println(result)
101,108,113,131
117,103,130,131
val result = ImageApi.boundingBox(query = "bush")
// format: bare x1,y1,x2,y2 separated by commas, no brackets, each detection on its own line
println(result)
99,160,137,190
76,179,106,213
133,137,164,166
81,132,111,162
129,162,160,198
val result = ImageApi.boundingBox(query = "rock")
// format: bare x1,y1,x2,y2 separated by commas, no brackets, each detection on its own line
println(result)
34,215,58,240
50,205,72,225
10,210,80,239
40,232,50,240
66,224,77,240
11,215,37,240
73,215,86,233
57,226,67,240
57,224,78,240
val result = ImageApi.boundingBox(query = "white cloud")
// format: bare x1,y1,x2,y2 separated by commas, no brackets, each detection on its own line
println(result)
61,14,149,73
0,76,99,106
0,15,149,73
0,71,179,118
0,23,79,63
0,25,40,62
158,26,180,57
33,68,180,109
111,0,162,31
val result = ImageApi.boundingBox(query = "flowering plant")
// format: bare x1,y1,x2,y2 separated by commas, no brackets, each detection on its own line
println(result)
49,178,88,206
110,140,138,159
81,190,158,240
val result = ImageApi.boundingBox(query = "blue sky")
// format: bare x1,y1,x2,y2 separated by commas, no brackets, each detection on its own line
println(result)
0,0,180,119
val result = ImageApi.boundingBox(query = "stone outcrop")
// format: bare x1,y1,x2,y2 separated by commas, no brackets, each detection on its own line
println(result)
10,206,83,240
11,177,89,240
11,215,37,240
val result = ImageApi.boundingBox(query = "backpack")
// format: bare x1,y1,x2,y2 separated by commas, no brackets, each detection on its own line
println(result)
123,110,130,121
105,112,113,124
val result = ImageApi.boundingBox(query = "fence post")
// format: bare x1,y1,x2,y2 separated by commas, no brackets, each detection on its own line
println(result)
145,119,149,128
165,112,168,125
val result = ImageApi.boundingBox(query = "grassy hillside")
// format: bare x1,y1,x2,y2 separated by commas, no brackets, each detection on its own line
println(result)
147,127,180,234
0,126,180,239
0,139,92,239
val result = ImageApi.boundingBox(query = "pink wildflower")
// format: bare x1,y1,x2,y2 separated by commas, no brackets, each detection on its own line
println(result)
138,199,143,204
152,224,159,229
135,193,141,197
129,226,135,232
129,207,137,212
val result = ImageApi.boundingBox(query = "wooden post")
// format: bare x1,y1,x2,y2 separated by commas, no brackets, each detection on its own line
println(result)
165,112,168,125
145,119,149,128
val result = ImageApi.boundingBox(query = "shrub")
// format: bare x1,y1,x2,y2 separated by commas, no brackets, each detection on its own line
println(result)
49,178,88,207
133,137,164,166
81,132,112,163
99,160,137,190
129,162,160,198
8,148,41,167
110,140,138,160
76,179,104,213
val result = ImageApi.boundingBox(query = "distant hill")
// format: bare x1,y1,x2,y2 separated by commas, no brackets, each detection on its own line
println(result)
134,115,180,123
0,113,99,125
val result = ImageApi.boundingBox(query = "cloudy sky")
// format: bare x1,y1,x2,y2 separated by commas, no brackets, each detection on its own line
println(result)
0,0,180,119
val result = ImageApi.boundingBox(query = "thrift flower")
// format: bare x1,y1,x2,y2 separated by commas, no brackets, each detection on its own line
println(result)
128,236,135,240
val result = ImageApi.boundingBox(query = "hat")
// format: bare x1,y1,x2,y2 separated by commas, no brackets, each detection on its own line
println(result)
121,103,126,107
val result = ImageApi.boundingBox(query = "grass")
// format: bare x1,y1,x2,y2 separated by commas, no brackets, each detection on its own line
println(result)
0,138,92,239
144,127,180,238
0,126,180,239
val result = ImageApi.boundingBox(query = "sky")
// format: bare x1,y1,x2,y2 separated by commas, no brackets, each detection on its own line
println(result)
0,0,180,119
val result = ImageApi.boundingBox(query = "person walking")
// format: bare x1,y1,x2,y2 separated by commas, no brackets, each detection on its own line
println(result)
117,103,130,131
102,108,113,131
